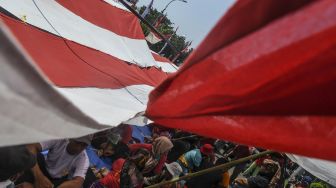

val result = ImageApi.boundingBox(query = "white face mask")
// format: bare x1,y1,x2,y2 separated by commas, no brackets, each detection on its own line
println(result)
0,180,14,188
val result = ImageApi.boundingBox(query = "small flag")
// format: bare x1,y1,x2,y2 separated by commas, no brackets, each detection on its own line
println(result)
181,41,192,53
153,14,166,28
141,0,154,18
145,31,162,44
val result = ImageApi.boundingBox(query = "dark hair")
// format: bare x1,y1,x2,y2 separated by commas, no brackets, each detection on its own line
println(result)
110,142,130,161
0,145,36,181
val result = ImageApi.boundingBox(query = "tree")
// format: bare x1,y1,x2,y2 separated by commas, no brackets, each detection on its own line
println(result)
138,6,192,65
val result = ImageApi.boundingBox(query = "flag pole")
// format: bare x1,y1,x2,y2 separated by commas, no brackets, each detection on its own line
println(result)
158,26,178,54
118,0,179,56
141,0,154,18
145,150,274,188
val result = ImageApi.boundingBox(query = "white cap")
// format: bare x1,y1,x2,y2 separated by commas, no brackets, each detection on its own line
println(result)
165,162,182,178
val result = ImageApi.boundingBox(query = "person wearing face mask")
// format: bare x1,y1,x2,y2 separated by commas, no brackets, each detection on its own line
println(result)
15,135,92,188
0,145,36,188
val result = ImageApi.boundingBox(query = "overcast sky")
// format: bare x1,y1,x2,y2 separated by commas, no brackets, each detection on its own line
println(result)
137,0,236,48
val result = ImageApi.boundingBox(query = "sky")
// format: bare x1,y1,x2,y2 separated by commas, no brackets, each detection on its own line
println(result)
137,0,236,48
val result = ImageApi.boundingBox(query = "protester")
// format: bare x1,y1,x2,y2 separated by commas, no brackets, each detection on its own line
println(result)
129,136,173,176
15,135,92,188
199,144,215,165
89,158,143,188
186,155,229,188
227,145,252,184
177,148,202,175
243,155,272,178
3,124,333,188
233,159,280,188
143,162,183,187
0,145,36,188
167,140,190,162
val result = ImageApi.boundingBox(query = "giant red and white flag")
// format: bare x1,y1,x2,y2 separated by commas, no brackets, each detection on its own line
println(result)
0,0,177,146
146,0,336,162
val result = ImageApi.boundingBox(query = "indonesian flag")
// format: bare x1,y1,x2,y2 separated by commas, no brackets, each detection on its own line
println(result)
153,15,166,28
181,41,192,53
141,0,154,18
147,1,336,183
145,31,162,44
0,0,177,146
146,0,336,162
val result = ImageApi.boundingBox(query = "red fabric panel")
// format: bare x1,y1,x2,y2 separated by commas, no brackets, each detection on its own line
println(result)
181,0,313,72
151,52,173,64
146,0,336,160
2,15,167,88
56,0,145,39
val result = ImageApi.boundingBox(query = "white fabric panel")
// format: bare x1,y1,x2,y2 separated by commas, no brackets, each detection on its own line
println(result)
155,61,178,73
150,50,178,73
0,0,169,70
0,22,104,147
287,154,336,186
123,111,153,125
54,85,153,126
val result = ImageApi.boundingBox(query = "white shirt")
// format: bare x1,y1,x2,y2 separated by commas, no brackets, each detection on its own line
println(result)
40,139,89,179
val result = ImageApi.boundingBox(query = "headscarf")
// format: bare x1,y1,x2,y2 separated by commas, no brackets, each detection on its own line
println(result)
143,136,173,174
152,136,173,157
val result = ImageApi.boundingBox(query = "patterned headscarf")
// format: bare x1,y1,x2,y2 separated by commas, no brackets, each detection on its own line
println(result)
152,136,173,158
143,136,173,174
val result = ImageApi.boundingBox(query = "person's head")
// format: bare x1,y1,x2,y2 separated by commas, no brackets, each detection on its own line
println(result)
0,145,36,182
200,144,214,157
67,135,92,155
164,162,182,180
113,142,130,159
129,148,150,171
152,136,173,157
99,142,115,157
259,159,278,179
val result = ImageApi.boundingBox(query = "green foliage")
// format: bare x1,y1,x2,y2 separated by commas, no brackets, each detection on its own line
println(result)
138,6,192,65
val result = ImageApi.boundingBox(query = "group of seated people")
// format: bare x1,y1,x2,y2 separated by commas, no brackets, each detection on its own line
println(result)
0,124,333,188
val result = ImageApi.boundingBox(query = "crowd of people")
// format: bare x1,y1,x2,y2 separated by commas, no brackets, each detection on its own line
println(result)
0,124,333,188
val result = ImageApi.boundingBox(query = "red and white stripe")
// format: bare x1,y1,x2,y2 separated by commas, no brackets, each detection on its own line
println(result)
0,0,177,142
0,0,177,72
151,50,179,71
145,0,336,183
